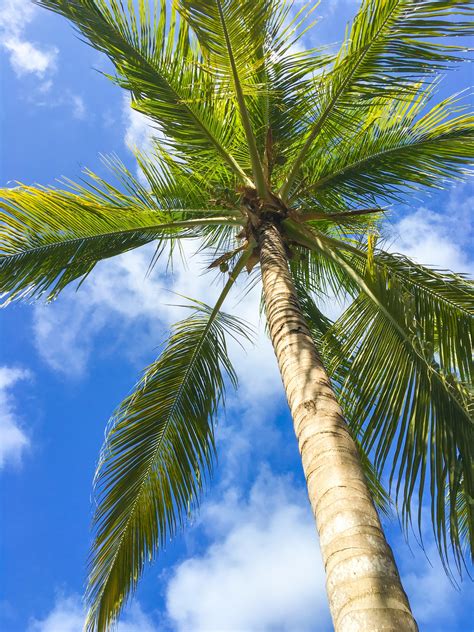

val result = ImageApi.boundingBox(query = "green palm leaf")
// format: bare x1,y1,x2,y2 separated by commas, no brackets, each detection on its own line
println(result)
37,0,251,183
280,0,473,198
366,250,474,383
328,279,473,569
285,221,474,565
298,90,474,206
86,280,252,630
0,172,241,303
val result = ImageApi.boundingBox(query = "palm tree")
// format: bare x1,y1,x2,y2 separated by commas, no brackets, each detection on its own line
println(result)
1,0,473,629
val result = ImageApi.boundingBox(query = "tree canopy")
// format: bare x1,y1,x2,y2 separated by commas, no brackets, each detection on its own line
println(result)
1,1,473,629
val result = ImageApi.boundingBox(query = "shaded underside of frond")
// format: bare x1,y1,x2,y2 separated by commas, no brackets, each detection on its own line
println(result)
285,220,474,567
325,255,474,569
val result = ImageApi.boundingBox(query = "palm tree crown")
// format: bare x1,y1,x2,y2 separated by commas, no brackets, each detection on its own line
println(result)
1,1,473,630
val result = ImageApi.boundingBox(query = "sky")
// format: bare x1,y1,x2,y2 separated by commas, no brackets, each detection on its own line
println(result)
0,1,473,631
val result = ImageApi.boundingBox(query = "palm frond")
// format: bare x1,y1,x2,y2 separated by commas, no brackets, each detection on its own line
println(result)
178,0,273,194
298,89,474,207
86,256,253,630
0,173,241,303
36,0,251,183
287,222,474,382
285,221,474,566
328,280,473,570
280,0,473,198
367,250,474,383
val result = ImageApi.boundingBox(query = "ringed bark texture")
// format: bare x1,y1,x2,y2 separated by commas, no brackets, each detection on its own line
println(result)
259,221,417,632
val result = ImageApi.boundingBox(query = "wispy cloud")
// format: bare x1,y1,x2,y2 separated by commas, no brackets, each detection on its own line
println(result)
0,365,31,470
33,89,88,119
0,0,58,77
28,595,156,632
123,96,156,153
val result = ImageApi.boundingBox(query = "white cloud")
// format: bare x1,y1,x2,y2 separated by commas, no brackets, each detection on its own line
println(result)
165,469,331,632
0,1,87,118
398,538,474,631
3,38,57,77
70,94,86,120
0,365,31,469
32,240,282,401
386,185,473,274
0,0,58,77
28,595,157,632
123,95,162,154
33,90,88,120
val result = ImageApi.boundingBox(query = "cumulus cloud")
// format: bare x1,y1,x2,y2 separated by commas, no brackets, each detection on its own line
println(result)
387,185,474,274
0,0,58,77
28,595,156,632
165,469,331,632
0,365,31,469
32,239,281,401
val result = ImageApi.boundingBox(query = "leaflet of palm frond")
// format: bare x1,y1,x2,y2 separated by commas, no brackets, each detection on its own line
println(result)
451,470,474,567
289,241,360,302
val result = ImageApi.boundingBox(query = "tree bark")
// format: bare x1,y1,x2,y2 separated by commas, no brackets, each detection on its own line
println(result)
258,221,417,632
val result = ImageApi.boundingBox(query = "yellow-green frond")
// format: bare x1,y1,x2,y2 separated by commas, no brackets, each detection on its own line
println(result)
0,170,240,303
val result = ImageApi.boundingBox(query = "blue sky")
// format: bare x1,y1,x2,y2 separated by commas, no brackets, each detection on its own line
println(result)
0,1,473,631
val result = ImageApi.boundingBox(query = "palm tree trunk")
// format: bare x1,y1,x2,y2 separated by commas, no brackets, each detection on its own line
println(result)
258,221,417,632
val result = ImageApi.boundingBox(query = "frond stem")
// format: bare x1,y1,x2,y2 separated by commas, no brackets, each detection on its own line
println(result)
298,207,384,222
215,0,267,197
